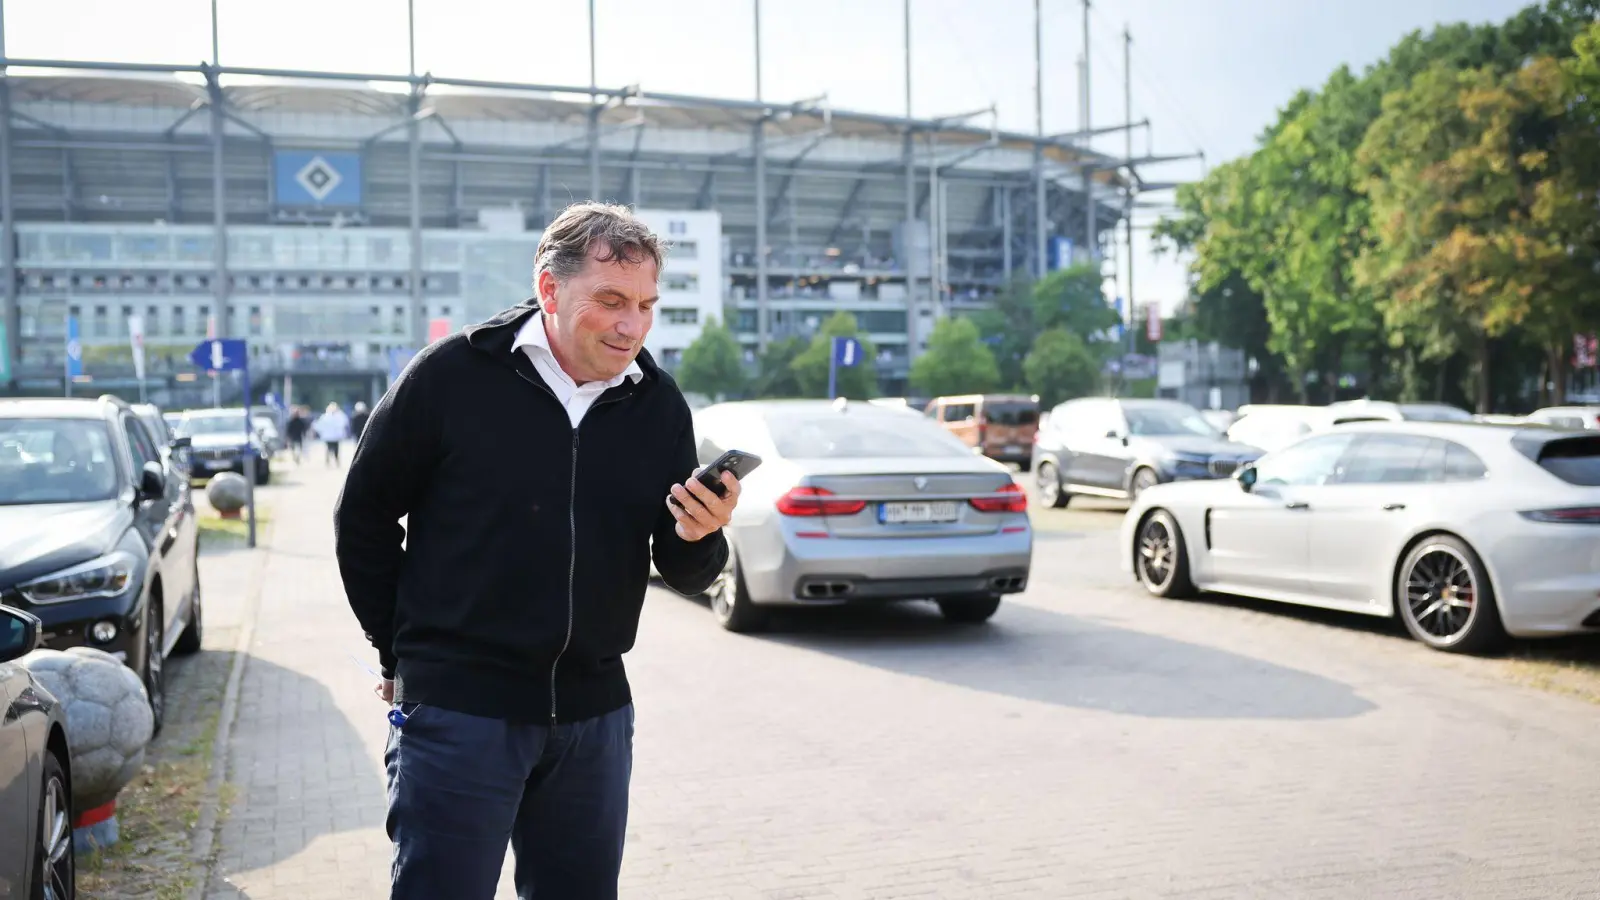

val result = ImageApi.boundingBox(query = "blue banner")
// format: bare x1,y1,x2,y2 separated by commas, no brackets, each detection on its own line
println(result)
274,150,363,207
65,315,82,379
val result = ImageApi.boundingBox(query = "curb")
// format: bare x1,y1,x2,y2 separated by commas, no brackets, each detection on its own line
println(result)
186,513,273,900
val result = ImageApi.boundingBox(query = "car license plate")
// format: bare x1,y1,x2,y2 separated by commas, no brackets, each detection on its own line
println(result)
204,459,231,469
1004,444,1023,455
880,501,961,524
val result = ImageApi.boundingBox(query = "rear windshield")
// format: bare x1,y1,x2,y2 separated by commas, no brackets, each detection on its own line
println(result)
983,402,1038,426
1536,436,1600,486
765,412,974,459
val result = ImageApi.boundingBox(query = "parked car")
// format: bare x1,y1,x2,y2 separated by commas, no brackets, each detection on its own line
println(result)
1525,405,1600,431
0,605,75,900
925,393,1040,470
0,396,202,732
685,400,1033,631
1032,398,1263,508
1121,421,1600,653
1199,408,1238,434
1227,404,1324,453
1325,398,1473,424
175,409,269,485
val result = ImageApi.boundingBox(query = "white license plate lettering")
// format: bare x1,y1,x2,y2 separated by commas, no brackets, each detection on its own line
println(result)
881,501,961,524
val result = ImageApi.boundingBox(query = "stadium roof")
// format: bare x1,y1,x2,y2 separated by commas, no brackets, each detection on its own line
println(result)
1,59,1138,187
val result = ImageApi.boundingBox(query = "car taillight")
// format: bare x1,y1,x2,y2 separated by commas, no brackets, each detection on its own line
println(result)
1520,507,1600,523
776,486,866,517
970,482,1027,513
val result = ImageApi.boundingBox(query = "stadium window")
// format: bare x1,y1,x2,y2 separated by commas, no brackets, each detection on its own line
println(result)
662,307,699,326
664,273,698,293
672,240,697,259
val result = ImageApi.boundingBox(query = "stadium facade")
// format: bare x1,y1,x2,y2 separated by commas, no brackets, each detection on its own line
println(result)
0,58,1165,406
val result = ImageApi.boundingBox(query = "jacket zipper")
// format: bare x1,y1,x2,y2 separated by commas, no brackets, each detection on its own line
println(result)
513,365,633,725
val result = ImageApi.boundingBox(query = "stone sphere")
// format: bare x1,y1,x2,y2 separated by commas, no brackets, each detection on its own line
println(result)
22,647,154,810
206,471,250,513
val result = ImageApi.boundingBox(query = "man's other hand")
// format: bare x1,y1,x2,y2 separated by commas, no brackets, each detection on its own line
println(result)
667,468,740,542
375,679,394,703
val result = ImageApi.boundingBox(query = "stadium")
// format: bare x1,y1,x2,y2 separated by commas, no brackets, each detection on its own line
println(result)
0,49,1186,407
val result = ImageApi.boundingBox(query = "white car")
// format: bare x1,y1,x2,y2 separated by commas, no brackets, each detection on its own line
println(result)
1119,421,1600,652
1526,406,1600,431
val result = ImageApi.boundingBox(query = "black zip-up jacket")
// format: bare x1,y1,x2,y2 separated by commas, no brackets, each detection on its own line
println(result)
333,301,728,724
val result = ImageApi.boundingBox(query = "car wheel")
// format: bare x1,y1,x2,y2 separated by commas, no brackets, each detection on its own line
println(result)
1396,535,1506,653
1129,467,1159,500
142,597,165,735
173,555,203,656
1036,462,1070,509
1135,509,1195,598
32,749,74,900
707,550,767,633
254,463,270,486
938,594,1002,624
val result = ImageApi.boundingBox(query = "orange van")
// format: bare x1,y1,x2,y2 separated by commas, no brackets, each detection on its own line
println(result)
925,393,1041,470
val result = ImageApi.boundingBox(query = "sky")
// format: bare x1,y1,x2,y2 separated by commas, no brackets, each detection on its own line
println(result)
4,0,1534,316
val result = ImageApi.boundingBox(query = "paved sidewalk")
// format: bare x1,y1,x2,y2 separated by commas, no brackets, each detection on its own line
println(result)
204,462,401,899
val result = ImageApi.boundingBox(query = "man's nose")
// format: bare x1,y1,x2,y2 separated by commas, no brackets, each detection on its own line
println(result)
615,310,647,340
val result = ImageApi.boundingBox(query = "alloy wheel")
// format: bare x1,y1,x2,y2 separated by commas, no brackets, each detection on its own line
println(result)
1137,516,1174,589
145,603,164,726
1404,545,1477,641
41,770,73,900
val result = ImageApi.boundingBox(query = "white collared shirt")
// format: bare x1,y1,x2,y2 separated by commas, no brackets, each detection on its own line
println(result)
512,312,643,427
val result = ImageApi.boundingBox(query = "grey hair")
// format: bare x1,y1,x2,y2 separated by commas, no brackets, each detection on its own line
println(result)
532,201,667,289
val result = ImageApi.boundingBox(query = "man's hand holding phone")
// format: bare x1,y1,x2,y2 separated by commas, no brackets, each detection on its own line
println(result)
667,449,761,542
667,467,740,542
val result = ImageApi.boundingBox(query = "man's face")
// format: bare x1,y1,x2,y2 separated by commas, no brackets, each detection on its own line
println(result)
538,243,659,384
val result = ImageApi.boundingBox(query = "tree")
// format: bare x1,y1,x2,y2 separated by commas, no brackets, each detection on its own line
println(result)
910,316,1001,397
970,263,1119,390
789,312,879,399
1355,52,1600,411
750,336,807,398
675,316,747,401
1023,328,1101,409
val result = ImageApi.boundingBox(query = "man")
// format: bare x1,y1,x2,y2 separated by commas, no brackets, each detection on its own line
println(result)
334,202,736,900
284,405,309,465
349,401,370,441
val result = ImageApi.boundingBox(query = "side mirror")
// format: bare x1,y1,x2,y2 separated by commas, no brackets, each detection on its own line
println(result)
1234,464,1258,492
0,606,43,663
139,460,166,500
171,436,192,450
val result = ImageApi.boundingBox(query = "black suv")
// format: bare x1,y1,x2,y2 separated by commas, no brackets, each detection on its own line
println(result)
1032,397,1263,507
0,395,203,731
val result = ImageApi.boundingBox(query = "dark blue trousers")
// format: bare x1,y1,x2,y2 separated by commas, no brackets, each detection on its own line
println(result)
384,702,634,900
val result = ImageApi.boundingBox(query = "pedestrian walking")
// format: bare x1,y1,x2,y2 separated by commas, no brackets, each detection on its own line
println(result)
350,401,371,442
334,201,735,900
312,402,351,468
284,405,310,465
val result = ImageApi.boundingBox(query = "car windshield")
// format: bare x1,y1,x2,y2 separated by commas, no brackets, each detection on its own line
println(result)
0,418,120,504
765,410,975,459
181,416,249,437
1124,405,1220,437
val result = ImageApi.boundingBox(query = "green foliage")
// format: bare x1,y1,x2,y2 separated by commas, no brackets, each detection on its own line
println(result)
1023,329,1101,409
971,263,1118,390
910,317,1001,397
789,312,879,399
674,317,747,401
1153,1,1600,411
751,336,807,398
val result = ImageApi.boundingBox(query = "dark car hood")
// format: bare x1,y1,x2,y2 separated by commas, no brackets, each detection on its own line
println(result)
1134,434,1260,457
0,500,130,588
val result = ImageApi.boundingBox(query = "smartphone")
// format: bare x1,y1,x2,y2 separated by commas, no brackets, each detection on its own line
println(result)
670,449,763,507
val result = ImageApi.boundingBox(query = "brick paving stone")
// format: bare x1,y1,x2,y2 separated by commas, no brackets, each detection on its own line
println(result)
202,463,1600,899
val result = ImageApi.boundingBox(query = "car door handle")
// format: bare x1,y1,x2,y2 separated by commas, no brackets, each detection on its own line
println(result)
1283,501,1310,510
1383,503,1406,511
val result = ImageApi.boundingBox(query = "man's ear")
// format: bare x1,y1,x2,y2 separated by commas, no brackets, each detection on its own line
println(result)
536,269,560,313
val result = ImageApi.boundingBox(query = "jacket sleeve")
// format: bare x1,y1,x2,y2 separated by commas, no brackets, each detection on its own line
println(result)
651,411,729,595
332,355,439,678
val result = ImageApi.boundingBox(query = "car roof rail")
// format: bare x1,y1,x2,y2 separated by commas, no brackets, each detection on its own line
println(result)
96,393,134,411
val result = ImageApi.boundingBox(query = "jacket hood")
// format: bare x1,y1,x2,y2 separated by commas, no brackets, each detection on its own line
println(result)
463,300,662,382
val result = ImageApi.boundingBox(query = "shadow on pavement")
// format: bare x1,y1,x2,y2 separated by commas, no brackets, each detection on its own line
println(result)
743,599,1377,720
